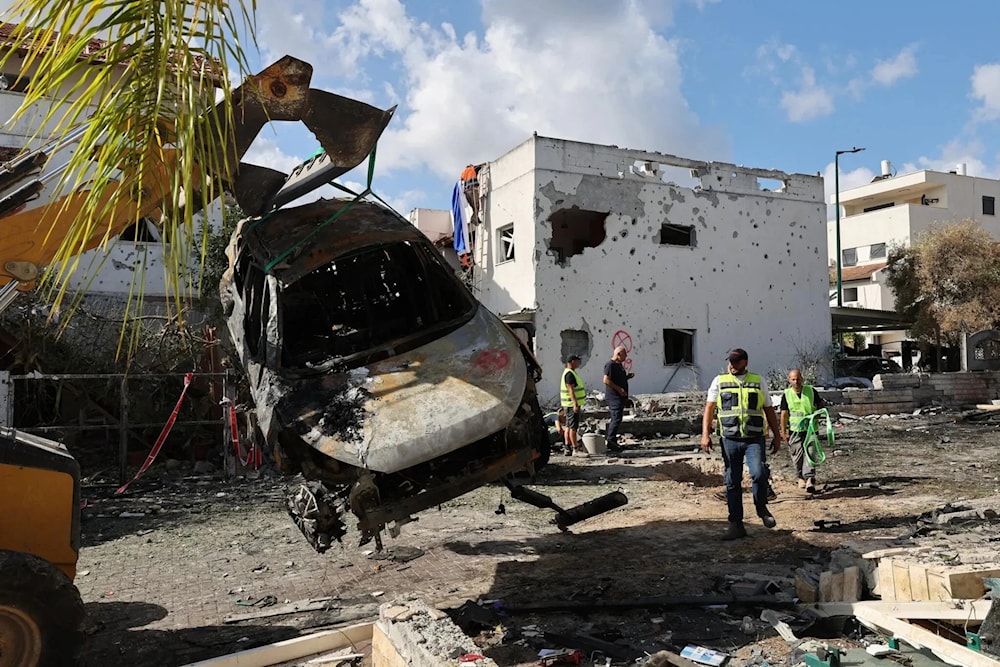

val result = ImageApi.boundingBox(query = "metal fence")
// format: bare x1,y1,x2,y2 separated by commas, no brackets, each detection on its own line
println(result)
0,370,238,483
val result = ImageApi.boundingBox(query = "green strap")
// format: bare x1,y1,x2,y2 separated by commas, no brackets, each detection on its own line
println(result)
245,144,388,274
803,408,834,467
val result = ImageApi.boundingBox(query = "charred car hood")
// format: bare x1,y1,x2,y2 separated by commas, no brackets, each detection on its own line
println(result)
274,305,527,473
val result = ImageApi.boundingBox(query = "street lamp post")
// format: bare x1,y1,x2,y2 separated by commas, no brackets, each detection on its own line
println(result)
835,147,865,307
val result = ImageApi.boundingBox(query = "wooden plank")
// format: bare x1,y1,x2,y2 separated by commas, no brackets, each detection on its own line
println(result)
819,571,833,603
842,566,862,602
877,559,895,601
809,599,992,621
862,546,932,560
795,571,818,604
892,560,913,602
928,566,1000,601
180,623,374,667
830,572,845,603
853,605,1000,667
909,563,930,601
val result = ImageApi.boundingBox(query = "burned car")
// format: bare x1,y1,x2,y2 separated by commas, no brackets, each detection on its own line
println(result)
221,198,563,549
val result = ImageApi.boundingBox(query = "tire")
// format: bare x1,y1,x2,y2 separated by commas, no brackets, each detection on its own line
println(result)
0,550,84,667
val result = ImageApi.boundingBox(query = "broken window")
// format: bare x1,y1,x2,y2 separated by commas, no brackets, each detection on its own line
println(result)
118,216,162,243
842,248,857,267
560,330,590,364
279,241,475,369
658,223,695,247
0,72,30,94
497,224,515,263
547,208,608,265
662,329,694,365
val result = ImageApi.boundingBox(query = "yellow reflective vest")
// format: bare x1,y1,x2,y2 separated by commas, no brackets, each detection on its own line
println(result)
715,372,765,439
560,368,586,407
784,386,817,433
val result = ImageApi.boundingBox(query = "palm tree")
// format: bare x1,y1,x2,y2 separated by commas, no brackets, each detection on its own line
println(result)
0,0,257,348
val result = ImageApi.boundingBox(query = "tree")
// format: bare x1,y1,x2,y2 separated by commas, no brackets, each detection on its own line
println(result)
0,0,256,338
886,220,1000,343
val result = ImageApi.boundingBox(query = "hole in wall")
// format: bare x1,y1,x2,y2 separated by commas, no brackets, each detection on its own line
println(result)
547,207,609,266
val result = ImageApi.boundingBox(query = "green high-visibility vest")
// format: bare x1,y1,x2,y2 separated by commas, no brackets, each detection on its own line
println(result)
716,372,765,438
560,368,586,407
784,385,817,433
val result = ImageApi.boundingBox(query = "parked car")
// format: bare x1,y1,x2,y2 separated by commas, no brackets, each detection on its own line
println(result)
833,356,903,381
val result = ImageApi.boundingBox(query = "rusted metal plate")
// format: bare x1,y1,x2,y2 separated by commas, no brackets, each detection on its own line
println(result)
275,306,527,473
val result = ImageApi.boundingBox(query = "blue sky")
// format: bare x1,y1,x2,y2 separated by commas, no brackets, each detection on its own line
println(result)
237,0,1000,215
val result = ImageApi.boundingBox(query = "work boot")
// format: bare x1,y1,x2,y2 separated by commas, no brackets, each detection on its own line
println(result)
721,522,747,540
758,508,777,529
805,478,816,493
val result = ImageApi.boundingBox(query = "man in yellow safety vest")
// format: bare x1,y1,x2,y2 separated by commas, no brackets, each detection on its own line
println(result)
701,348,783,540
560,355,586,456
779,368,826,492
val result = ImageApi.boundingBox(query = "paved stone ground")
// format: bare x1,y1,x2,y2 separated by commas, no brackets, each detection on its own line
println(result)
73,417,1000,666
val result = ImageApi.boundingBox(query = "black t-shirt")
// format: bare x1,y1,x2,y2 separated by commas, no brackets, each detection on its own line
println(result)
563,369,578,387
603,360,628,406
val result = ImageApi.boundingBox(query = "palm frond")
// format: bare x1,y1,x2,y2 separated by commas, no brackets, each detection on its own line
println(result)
0,0,257,355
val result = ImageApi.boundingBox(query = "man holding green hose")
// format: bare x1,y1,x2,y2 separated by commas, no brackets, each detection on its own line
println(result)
779,369,826,492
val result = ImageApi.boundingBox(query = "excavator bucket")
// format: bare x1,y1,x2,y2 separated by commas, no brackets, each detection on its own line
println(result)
234,89,396,215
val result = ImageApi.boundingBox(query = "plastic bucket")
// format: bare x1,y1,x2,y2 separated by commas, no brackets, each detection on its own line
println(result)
581,433,607,455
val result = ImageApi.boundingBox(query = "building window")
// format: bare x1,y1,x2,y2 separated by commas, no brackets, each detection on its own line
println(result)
659,223,696,247
0,72,30,94
662,329,694,365
984,196,996,216
842,248,857,267
843,287,859,302
497,224,514,263
869,242,886,259
862,202,894,213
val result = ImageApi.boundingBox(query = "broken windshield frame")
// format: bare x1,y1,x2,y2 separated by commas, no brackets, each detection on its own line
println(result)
278,240,477,373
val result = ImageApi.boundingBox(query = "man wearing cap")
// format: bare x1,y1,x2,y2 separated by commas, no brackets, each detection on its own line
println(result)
560,355,585,456
701,348,782,540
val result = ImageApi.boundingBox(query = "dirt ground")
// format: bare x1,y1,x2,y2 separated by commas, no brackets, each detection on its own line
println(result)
73,410,1000,666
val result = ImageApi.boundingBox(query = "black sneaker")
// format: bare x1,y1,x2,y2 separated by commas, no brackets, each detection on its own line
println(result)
758,508,777,529
721,522,747,540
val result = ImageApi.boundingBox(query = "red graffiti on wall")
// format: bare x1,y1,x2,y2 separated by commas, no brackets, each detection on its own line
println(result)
473,349,511,374
611,330,634,372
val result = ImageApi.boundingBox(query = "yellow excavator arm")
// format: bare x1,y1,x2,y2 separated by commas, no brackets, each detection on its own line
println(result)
0,54,393,305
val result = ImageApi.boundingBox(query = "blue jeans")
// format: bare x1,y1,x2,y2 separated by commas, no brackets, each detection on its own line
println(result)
606,404,624,448
721,436,768,524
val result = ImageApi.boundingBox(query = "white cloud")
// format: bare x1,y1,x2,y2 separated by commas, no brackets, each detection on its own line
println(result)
971,63,1000,121
780,67,833,122
870,44,918,87
253,0,731,182
899,139,997,179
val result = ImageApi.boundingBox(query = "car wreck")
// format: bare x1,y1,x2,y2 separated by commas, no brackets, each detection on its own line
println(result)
218,56,625,552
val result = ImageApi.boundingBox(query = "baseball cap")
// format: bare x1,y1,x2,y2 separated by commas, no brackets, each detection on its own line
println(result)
727,348,748,363
567,354,582,363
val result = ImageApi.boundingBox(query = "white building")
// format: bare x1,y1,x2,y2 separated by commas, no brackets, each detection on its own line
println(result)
827,163,1000,354
464,135,830,402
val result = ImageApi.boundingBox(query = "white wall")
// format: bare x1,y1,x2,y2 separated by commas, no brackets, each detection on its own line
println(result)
408,208,453,244
478,136,830,401
476,138,538,316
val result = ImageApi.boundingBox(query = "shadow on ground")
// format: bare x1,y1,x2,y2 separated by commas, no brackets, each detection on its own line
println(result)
80,600,300,667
